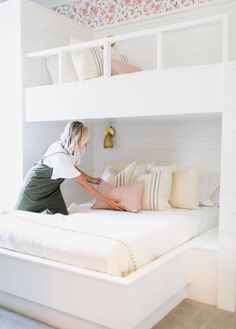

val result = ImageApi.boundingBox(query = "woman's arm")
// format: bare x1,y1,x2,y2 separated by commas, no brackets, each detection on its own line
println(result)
75,166,101,185
73,175,125,211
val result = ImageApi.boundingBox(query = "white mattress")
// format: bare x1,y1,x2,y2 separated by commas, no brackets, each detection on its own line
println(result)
0,204,219,277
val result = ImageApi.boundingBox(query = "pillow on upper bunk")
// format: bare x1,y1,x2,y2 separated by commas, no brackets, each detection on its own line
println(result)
111,59,142,76
71,37,104,80
70,37,135,80
92,180,144,212
171,164,203,210
46,53,78,83
131,165,173,211
101,161,136,187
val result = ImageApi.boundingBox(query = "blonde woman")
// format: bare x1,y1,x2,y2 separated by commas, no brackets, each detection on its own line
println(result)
16,121,125,215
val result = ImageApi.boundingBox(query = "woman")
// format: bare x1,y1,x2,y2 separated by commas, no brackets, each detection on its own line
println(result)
15,121,125,215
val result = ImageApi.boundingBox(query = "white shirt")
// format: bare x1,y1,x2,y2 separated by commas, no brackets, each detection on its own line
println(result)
42,142,82,180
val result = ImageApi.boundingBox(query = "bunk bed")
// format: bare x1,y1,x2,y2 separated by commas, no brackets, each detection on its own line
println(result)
0,13,229,329
25,15,228,122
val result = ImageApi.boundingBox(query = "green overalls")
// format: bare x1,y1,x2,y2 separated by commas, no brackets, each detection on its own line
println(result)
15,151,68,215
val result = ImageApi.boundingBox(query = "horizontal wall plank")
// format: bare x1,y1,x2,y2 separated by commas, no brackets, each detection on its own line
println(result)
219,211,236,234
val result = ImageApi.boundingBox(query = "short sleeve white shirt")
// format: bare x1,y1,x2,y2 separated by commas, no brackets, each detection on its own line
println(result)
42,142,81,180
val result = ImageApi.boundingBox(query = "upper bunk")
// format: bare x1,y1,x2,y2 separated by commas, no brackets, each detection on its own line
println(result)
25,15,229,122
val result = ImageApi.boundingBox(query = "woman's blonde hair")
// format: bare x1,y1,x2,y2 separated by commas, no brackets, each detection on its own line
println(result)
60,121,89,154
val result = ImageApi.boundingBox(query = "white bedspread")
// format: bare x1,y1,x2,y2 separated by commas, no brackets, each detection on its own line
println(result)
0,204,218,277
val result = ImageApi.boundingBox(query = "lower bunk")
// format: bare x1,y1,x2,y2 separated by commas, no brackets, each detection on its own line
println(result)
0,206,219,329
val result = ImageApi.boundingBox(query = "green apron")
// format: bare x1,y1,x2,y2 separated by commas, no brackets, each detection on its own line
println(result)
15,152,68,215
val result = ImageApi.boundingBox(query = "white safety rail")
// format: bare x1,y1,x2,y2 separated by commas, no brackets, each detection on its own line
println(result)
28,14,229,84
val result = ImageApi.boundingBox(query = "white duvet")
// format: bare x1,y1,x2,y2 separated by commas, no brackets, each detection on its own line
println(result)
0,204,218,277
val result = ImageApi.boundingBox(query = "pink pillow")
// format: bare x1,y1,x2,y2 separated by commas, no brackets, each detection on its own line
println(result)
111,59,142,75
92,180,144,213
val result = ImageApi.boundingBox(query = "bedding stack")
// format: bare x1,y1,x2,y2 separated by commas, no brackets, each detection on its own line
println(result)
91,161,220,213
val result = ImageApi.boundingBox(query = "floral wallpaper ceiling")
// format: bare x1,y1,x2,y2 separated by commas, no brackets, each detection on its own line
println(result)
54,0,212,28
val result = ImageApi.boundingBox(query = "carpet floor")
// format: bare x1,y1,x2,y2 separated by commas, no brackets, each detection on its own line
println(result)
153,299,236,329
1,299,236,329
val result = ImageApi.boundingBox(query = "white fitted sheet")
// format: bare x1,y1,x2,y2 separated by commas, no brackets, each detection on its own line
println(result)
0,205,218,277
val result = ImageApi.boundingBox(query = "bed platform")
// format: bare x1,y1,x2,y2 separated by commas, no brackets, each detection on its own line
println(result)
0,206,219,329
25,64,223,122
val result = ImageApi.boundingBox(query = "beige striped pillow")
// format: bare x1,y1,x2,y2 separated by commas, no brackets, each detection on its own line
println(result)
101,161,136,187
71,37,103,81
71,37,129,81
132,165,172,211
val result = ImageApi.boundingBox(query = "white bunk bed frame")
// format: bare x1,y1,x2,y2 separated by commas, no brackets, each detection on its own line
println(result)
0,15,228,329
25,14,228,122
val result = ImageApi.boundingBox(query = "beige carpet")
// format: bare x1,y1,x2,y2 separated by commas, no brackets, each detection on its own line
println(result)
153,299,236,329
1,299,236,329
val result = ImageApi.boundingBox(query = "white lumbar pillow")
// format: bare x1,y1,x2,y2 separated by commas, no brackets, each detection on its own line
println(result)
46,53,78,84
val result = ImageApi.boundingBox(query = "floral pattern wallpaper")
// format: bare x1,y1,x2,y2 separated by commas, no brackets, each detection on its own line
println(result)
54,0,212,28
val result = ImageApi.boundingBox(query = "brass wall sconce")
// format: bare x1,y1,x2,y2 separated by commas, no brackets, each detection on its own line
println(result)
104,126,115,148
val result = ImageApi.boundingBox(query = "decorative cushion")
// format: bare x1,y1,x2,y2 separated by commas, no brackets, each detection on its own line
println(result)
71,37,132,80
101,161,136,187
111,58,142,75
132,165,173,211
171,164,204,210
71,37,104,81
46,53,78,83
210,186,220,207
92,180,144,213
199,172,220,206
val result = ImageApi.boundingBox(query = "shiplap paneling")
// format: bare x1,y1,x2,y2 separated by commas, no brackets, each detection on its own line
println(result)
92,116,222,178
0,0,23,208
93,0,236,70
21,0,93,206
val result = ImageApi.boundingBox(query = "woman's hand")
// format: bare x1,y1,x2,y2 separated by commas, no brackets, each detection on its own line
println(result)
74,175,125,211
90,177,102,185
105,198,126,211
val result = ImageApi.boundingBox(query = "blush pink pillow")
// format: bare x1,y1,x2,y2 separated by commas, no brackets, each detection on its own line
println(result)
92,180,144,213
111,59,142,75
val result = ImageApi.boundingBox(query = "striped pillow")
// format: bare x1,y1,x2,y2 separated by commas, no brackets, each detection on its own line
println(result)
71,37,129,80
132,165,172,211
71,37,103,80
101,161,136,187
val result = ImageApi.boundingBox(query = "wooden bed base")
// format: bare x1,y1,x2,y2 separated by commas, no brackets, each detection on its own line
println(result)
0,242,192,329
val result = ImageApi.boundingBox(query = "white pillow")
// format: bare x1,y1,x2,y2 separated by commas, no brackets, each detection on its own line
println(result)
171,164,203,210
46,53,78,84
199,172,220,206
210,186,220,207
132,165,173,211
101,161,136,187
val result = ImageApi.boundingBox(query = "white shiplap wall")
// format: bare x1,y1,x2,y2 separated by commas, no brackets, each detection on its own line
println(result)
93,0,236,70
0,0,23,208
218,61,236,312
21,0,93,205
93,115,222,179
